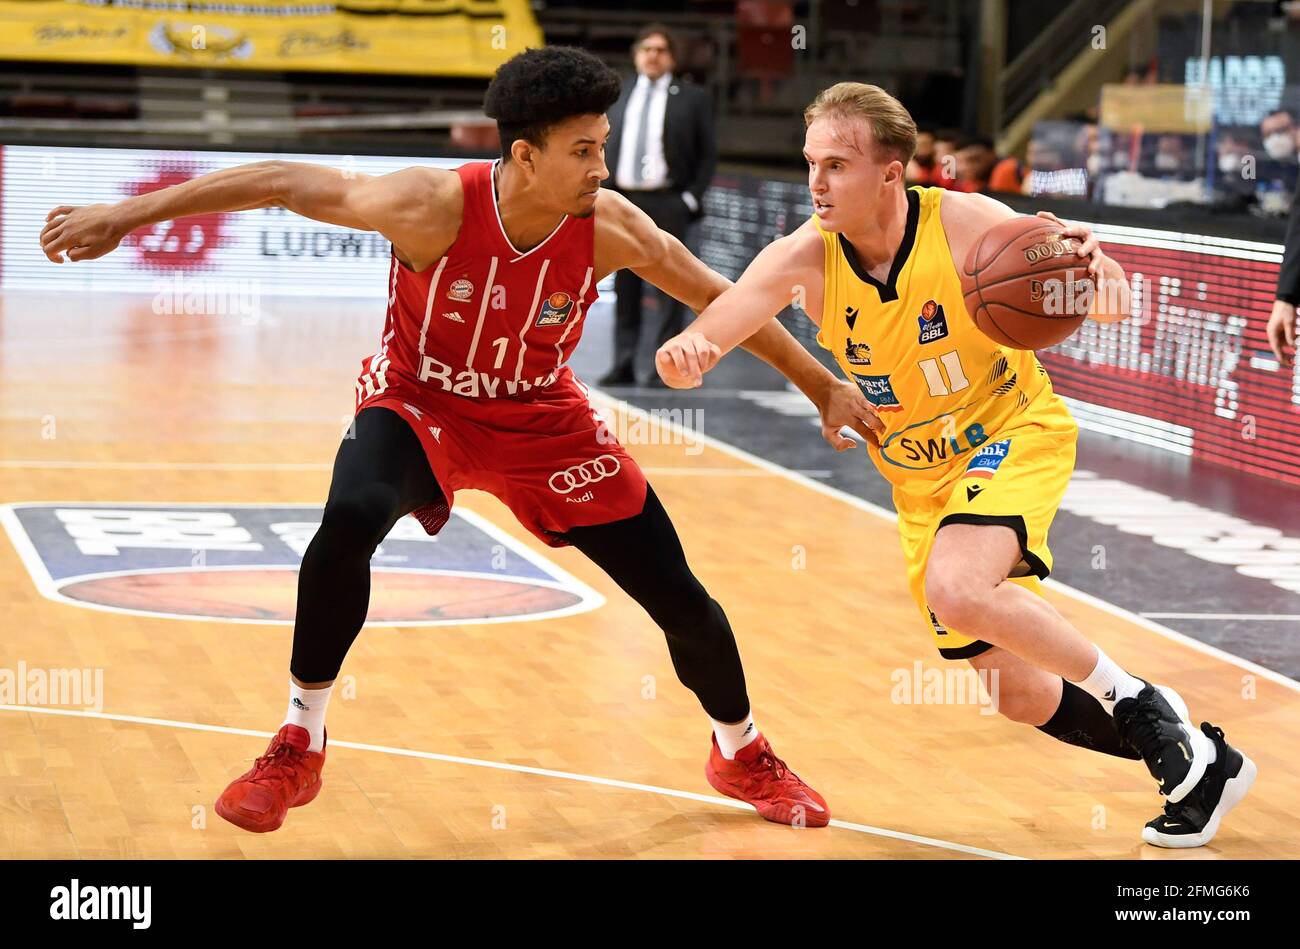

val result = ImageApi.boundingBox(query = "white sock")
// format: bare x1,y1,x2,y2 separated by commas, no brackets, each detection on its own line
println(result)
712,713,758,760
283,681,332,752
1074,647,1144,715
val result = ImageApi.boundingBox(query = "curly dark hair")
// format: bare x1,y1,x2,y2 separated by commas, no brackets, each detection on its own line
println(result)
484,46,623,162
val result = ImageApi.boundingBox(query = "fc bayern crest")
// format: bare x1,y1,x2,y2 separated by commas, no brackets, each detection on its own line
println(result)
447,278,474,303
535,291,575,327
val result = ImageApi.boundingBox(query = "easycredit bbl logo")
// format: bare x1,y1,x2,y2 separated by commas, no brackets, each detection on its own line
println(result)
1,503,602,626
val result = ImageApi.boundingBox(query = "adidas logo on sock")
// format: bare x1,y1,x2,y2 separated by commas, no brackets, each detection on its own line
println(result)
292,697,311,711
1103,687,1115,701
743,722,755,736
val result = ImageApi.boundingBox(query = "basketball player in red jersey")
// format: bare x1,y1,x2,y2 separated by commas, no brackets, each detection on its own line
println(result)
40,47,883,835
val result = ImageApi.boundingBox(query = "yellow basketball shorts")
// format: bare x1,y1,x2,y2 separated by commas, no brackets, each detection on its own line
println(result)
893,397,1078,660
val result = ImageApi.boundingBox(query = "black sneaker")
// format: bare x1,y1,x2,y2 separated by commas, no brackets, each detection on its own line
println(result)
1114,682,1213,802
1142,722,1257,848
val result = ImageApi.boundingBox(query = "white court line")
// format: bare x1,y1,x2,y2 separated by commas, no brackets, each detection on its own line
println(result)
1141,612,1300,622
589,390,1300,696
0,705,1023,861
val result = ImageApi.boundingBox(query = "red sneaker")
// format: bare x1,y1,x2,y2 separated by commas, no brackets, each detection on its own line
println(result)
705,733,830,827
215,724,326,833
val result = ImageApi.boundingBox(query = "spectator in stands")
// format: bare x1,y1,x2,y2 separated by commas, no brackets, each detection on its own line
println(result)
987,150,1027,195
1123,64,1156,86
1254,110,1300,214
955,136,999,192
1150,133,1188,178
1074,121,1101,177
1260,108,1299,165
906,125,938,185
600,23,716,387
1215,132,1255,186
932,128,967,189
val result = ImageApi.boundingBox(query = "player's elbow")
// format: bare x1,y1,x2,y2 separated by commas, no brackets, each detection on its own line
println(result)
258,160,292,207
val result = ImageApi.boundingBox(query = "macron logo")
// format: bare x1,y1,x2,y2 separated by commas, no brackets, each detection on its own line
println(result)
50,879,151,929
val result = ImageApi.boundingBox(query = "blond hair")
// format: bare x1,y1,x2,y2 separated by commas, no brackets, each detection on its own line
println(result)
803,82,917,165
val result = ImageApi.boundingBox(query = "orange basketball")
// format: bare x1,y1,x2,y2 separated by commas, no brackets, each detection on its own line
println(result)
960,216,1095,350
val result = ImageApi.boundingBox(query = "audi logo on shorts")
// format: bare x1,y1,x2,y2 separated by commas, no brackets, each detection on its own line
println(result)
549,455,622,494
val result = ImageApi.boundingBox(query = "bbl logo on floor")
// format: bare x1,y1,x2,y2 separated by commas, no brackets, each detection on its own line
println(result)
1,503,602,625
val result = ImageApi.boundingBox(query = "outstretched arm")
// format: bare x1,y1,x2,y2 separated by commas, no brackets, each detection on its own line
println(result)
654,232,819,382
599,195,881,449
603,191,834,386
40,160,452,269
648,228,884,450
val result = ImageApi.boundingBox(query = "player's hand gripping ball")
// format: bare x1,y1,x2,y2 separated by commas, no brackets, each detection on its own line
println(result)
961,212,1102,350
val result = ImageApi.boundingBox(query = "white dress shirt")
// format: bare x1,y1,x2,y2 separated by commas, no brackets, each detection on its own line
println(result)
616,72,673,192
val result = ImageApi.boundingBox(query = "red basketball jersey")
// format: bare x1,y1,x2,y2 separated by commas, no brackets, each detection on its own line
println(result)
356,160,599,403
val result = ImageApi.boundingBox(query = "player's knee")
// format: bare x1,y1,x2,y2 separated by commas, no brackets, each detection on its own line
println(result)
924,571,985,633
655,583,723,639
318,484,401,553
987,677,1041,724
974,661,1056,724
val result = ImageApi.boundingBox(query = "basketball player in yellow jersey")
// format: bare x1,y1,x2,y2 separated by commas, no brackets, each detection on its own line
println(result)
657,82,1256,849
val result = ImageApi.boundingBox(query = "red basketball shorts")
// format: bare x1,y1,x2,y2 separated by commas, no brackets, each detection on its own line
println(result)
355,366,648,547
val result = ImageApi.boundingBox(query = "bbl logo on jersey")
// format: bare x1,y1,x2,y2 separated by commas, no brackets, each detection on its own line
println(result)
844,340,872,366
536,291,575,327
0,503,603,627
850,373,903,411
447,278,474,303
917,299,949,344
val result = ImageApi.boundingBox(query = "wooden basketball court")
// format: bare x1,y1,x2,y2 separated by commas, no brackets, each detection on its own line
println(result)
2,290,1296,859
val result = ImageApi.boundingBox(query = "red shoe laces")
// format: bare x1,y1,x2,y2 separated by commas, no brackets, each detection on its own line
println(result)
246,737,304,785
755,747,789,780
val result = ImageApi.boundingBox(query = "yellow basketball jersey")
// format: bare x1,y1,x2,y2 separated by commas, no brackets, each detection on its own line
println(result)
815,186,1065,499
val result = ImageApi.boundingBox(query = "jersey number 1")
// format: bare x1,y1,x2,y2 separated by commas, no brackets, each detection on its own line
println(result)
490,336,509,370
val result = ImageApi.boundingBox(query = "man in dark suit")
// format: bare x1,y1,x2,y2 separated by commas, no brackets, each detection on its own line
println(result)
600,24,717,386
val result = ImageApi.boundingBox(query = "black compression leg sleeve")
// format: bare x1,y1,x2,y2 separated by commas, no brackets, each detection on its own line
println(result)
290,407,445,684
560,484,750,723
1037,679,1142,760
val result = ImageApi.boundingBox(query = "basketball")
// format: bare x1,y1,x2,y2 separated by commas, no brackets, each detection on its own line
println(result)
961,216,1095,350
